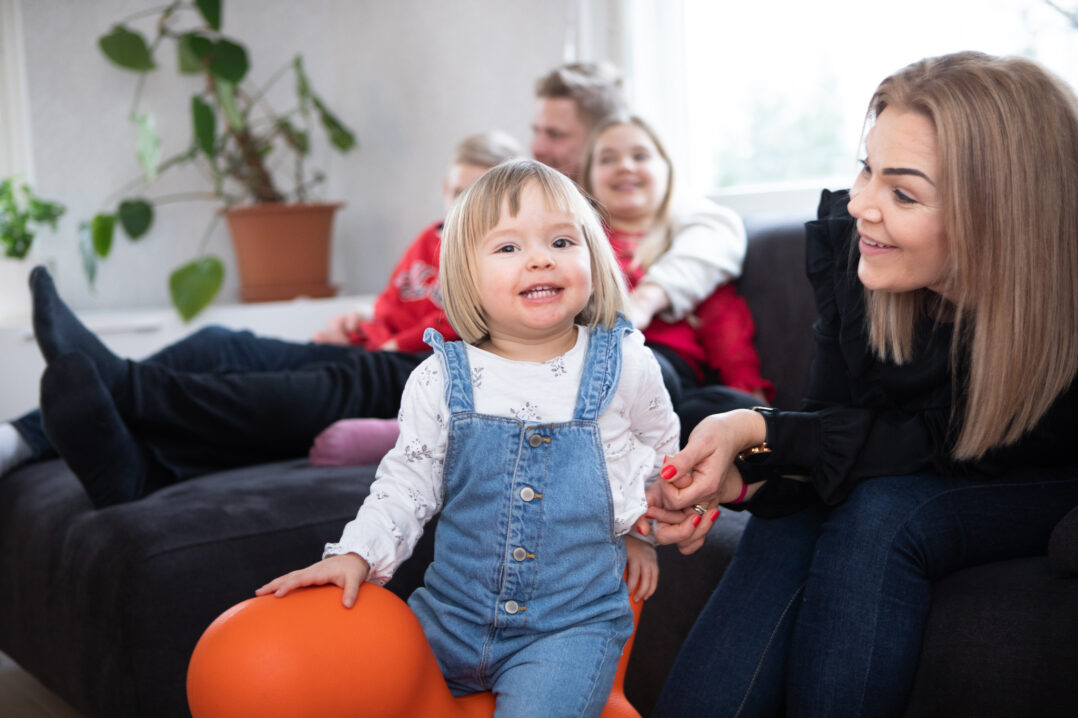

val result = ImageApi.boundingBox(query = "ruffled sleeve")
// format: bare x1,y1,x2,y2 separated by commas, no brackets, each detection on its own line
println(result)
735,189,954,514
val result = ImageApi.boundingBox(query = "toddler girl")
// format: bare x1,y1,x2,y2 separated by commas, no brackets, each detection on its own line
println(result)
581,115,773,435
258,159,680,717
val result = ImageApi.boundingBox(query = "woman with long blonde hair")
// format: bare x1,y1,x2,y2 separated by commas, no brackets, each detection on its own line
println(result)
644,52,1078,716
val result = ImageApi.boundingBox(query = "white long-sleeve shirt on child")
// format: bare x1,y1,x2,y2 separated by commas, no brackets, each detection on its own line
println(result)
324,326,681,585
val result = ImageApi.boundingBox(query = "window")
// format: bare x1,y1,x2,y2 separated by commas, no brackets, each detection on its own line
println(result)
620,0,1078,212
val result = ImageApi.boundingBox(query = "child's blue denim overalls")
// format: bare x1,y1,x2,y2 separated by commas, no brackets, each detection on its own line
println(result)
409,321,635,718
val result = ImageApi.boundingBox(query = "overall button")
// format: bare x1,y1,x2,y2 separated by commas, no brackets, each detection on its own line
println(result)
528,434,544,448
519,486,537,502
512,547,529,562
504,600,524,614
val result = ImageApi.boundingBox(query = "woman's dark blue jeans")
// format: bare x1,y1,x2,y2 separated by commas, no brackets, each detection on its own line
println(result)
652,468,1078,718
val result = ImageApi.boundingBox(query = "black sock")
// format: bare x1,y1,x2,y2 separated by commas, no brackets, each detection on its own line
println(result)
40,353,150,508
30,266,128,392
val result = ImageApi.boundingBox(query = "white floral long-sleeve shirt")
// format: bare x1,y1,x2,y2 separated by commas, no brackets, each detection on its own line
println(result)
324,327,681,585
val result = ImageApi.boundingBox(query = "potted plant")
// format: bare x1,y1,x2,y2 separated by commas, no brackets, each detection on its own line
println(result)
0,177,65,319
88,0,357,319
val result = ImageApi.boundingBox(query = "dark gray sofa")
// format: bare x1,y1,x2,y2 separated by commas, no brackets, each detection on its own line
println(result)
1,213,1076,717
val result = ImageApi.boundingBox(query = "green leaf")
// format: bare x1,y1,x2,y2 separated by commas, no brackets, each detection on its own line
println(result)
276,118,309,154
1,218,32,259
209,38,249,84
178,33,214,74
118,199,154,239
78,222,98,284
195,0,222,31
24,193,65,229
312,97,357,152
169,256,224,320
0,180,65,257
90,213,115,258
215,79,244,131
293,56,311,114
191,96,217,156
98,25,156,72
134,113,161,182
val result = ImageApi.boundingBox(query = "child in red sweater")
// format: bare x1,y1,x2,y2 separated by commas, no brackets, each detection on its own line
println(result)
312,134,520,350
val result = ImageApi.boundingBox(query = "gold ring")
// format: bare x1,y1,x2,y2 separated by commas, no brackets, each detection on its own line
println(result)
692,504,707,516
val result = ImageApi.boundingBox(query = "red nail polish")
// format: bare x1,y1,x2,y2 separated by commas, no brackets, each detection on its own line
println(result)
636,526,645,535
709,509,720,522
692,515,702,527
644,515,654,520
661,464,677,480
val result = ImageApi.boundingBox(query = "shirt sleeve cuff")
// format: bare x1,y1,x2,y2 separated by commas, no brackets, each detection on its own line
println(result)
764,410,822,471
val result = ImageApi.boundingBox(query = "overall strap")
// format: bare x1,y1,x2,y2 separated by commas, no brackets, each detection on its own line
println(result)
572,314,634,421
423,328,474,414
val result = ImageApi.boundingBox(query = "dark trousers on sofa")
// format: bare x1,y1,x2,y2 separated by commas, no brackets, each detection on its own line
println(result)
16,325,425,478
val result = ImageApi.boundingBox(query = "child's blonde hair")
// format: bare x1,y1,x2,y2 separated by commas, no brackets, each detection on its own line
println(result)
440,158,629,345
452,130,522,168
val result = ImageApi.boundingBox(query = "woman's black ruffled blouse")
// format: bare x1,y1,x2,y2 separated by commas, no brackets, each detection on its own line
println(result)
739,189,1078,518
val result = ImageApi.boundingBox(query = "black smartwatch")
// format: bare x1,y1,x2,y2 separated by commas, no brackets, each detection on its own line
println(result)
737,406,774,463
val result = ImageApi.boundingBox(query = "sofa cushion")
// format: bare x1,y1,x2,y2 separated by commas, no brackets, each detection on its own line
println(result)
905,557,1078,717
738,213,816,410
1049,505,1078,577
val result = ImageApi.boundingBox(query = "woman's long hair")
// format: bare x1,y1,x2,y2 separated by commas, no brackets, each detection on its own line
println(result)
865,52,1078,460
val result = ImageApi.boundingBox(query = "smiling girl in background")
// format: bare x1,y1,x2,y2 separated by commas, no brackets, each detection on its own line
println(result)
582,115,773,440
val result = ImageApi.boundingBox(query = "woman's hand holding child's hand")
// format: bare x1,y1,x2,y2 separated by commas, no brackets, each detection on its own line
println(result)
624,535,659,602
641,410,767,554
256,553,371,608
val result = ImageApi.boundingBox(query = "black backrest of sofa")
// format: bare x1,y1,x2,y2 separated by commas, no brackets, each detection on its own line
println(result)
737,213,817,410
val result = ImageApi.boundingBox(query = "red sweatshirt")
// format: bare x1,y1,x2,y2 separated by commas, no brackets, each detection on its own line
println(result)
350,221,458,352
608,228,774,400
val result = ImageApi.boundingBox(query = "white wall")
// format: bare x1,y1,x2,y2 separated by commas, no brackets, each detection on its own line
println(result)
15,0,574,311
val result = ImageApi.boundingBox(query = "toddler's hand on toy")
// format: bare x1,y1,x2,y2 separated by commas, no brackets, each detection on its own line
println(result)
624,535,658,602
256,553,371,608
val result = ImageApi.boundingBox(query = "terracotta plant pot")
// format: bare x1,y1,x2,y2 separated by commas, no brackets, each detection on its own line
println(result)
226,202,342,303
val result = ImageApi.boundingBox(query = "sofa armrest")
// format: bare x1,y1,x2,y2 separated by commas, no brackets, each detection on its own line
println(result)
1049,504,1078,577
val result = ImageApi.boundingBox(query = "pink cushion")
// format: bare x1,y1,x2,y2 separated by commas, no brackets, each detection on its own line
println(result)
308,419,400,467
